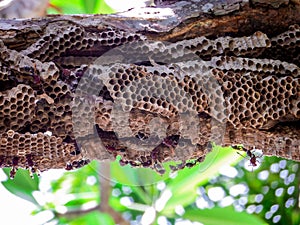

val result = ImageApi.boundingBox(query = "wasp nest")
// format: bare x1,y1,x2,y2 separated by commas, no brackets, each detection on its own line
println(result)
0,20,299,177
0,130,83,178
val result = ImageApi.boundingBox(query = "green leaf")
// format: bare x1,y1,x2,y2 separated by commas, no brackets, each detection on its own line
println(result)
48,0,81,14
48,0,115,14
64,193,100,207
160,145,242,217
110,159,164,205
97,0,115,14
1,168,39,205
51,160,100,194
292,209,300,225
183,207,267,225
81,0,98,13
109,196,127,211
111,158,168,186
68,211,115,225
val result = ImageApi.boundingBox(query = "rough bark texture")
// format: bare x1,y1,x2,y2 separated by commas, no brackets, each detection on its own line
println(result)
0,0,299,177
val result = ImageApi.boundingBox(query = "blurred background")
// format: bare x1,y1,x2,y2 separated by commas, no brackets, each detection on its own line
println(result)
0,0,299,224
1,145,299,225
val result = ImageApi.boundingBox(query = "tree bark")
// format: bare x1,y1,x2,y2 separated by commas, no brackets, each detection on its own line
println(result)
0,0,299,176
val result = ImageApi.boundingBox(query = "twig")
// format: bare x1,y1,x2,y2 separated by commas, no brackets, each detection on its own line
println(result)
99,162,130,225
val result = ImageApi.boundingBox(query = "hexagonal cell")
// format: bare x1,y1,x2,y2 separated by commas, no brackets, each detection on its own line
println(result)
0,130,82,174
0,84,36,132
23,22,85,61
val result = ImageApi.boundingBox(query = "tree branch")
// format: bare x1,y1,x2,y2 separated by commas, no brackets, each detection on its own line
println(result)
0,0,299,176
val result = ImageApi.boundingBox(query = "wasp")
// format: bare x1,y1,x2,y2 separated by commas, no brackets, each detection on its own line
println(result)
140,155,152,167
0,156,3,167
232,145,263,170
154,162,166,175
26,154,40,178
129,161,141,167
119,159,128,166
24,63,40,84
65,159,91,170
10,157,19,179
